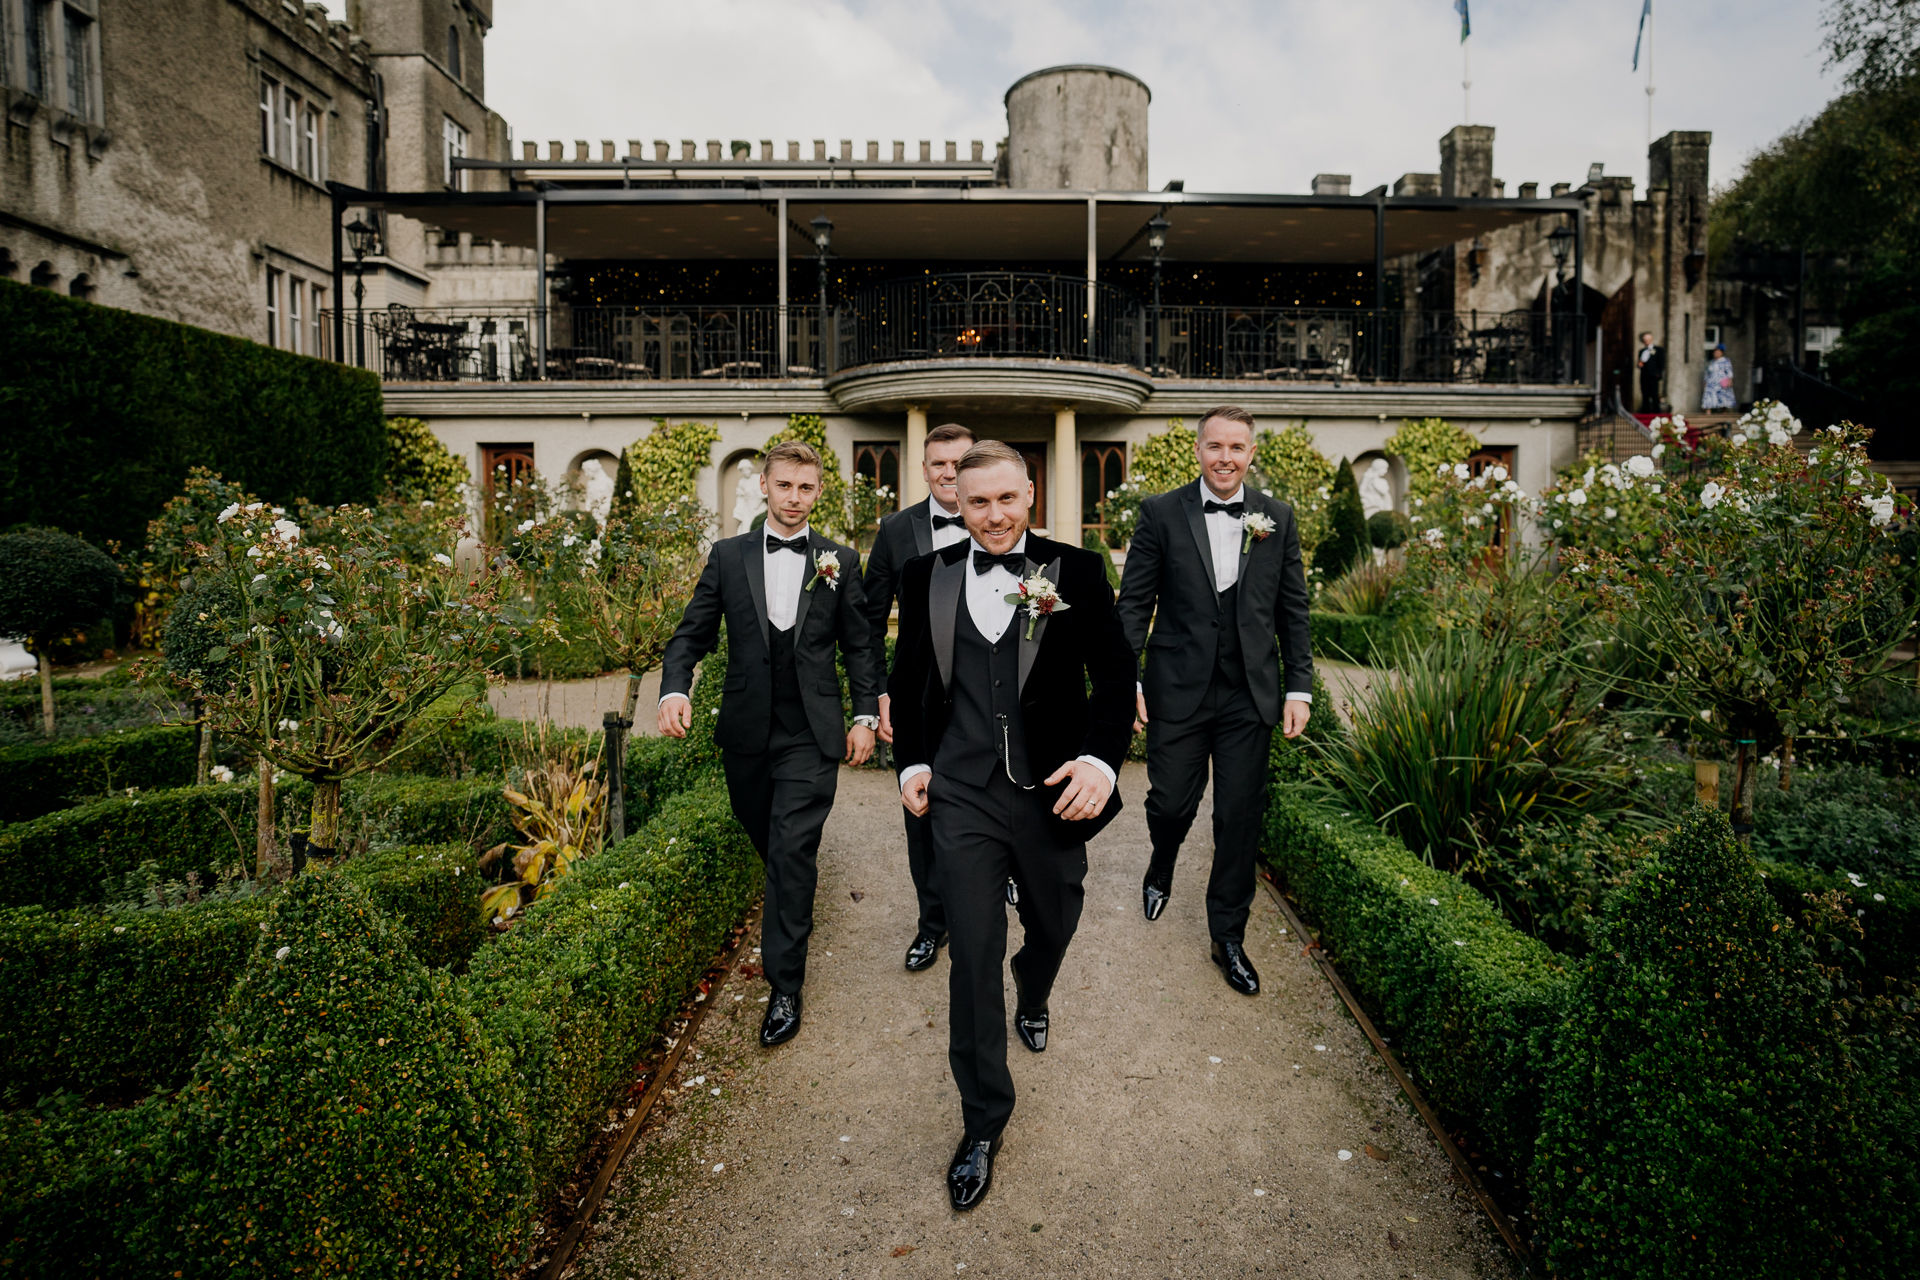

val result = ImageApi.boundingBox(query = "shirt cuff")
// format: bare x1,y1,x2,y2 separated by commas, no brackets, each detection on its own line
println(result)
852,715,879,730
659,692,690,706
1074,754,1118,787
898,763,930,790
1285,692,1312,703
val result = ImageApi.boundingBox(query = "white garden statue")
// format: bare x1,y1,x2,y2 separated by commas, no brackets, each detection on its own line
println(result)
579,458,616,525
1358,457,1395,519
732,457,766,530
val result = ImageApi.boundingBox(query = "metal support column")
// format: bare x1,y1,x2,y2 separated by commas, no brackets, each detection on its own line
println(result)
777,196,789,374
1373,190,1387,375
330,192,346,363
1085,197,1097,352
535,196,548,379
1572,204,1586,383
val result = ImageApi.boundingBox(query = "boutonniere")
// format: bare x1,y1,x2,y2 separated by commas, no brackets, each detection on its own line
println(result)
805,549,841,592
1242,511,1276,554
1003,571,1070,640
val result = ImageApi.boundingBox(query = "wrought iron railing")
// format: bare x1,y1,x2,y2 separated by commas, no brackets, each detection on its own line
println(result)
328,290,1587,385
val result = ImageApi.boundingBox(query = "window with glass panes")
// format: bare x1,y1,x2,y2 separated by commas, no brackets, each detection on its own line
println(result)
1081,442,1127,544
61,4,92,122
266,268,283,346
443,116,468,190
853,442,900,511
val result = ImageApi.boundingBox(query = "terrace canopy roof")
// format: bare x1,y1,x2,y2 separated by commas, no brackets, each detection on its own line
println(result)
335,184,1581,266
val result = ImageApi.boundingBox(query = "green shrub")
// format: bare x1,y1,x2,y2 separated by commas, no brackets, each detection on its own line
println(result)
1534,806,1919,1277
164,871,529,1278
0,677,187,749
1759,860,1920,981
1308,609,1396,663
0,1091,174,1278
0,845,483,1105
461,784,756,1197
0,725,198,825
338,773,516,857
0,277,385,553
1262,763,1572,1178
1368,509,1411,549
1314,458,1369,583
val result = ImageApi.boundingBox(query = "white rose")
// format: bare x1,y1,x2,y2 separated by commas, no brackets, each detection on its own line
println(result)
1567,489,1588,506
1650,443,1665,460
1491,465,1508,482
216,503,241,523
1453,463,1471,480
1701,482,1725,509
1466,514,1482,528
1604,507,1618,520
433,552,453,566
1424,527,1444,545
1625,455,1656,478
516,519,536,535
272,518,300,541
1729,433,1747,447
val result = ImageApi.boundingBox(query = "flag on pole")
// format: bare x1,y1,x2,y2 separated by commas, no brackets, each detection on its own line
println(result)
1455,0,1471,43
1632,0,1652,70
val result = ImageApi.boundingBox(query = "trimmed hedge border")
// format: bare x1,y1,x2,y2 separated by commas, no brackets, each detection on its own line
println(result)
1261,735,1573,1179
0,844,483,1106
1307,609,1396,664
0,725,197,825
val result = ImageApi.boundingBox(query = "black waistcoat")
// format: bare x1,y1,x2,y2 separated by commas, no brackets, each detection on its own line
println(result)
768,622,807,735
1214,582,1246,687
935,598,1031,787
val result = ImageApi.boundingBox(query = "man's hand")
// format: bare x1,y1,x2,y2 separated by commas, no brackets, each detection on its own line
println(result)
658,696,692,739
1133,690,1149,735
1281,699,1310,739
845,724,875,766
877,692,894,744
1045,759,1112,820
901,769,930,816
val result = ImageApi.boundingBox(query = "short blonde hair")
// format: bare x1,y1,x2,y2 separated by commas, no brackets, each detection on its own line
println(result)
762,440,823,476
954,439,1027,477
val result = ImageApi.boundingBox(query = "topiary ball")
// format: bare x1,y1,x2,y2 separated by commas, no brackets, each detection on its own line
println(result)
161,576,243,694
0,527,121,651
1367,509,1411,550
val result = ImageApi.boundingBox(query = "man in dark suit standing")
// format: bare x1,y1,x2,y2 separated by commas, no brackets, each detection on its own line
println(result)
891,440,1136,1211
1114,406,1313,997
862,422,976,972
1637,331,1666,413
659,440,878,1047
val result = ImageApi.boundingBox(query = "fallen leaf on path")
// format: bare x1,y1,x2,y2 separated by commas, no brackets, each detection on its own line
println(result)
1387,1230,1403,1251
891,1246,916,1257
1364,1144,1388,1161
850,891,864,902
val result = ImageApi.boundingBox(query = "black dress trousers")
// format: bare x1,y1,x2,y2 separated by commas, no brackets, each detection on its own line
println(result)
929,770,1087,1143
902,807,945,939
1143,669,1272,947
722,718,838,997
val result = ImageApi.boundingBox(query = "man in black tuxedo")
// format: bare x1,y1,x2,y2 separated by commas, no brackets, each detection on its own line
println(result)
660,440,878,1047
863,422,977,972
1114,405,1313,997
1637,331,1666,413
891,440,1135,1211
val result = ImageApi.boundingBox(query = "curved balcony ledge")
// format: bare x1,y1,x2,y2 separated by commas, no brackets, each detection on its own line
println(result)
825,358,1155,414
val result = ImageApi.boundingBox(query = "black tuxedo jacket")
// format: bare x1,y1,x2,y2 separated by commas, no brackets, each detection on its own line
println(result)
1114,479,1313,726
859,499,942,687
661,529,878,757
890,535,1136,793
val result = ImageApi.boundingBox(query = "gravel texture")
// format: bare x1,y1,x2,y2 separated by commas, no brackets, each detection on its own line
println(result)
567,762,1522,1280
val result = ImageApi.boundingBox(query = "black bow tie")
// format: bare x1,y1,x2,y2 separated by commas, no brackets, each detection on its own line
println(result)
1204,500,1246,518
765,533,809,555
972,551,1027,576
932,513,965,530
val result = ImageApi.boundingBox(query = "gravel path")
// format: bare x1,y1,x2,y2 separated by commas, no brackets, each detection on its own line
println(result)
568,763,1521,1280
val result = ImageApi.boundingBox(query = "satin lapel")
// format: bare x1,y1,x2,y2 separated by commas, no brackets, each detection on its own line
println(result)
1017,554,1062,695
793,533,826,639
929,551,964,691
908,503,934,557
739,536,770,650
1182,482,1219,595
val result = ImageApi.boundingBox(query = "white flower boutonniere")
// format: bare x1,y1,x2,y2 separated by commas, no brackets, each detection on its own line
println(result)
1003,571,1070,640
1242,511,1277,554
806,549,841,592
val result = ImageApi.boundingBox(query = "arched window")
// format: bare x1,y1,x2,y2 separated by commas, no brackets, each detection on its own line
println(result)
447,25,461,79
30,261,58,289
69,273,95,301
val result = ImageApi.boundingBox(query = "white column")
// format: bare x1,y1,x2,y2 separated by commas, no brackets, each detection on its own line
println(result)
1052,405,1078,545
904,404,928,504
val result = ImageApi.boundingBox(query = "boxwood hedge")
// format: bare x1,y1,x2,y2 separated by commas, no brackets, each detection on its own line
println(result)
0,725,198,824
1307,609,1397,665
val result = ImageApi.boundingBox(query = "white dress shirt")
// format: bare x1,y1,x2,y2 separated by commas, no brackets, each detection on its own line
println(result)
761,522,810,631
927,496,969,550
899,535,1118,790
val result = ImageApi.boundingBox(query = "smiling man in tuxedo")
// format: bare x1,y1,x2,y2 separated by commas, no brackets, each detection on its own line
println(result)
659,440,878,1047
862,422,976,973
1115,405,1313,997
890,439,1136,1211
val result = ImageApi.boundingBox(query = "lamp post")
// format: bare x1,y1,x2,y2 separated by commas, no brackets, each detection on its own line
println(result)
811,213,833,373
345,216,377,369
1147,215,1169,375
1546,222,1574,381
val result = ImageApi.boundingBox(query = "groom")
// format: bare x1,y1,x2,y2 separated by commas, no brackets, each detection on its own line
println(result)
659,440,878,1047
1114,405,1313,997
890,440,1135,1211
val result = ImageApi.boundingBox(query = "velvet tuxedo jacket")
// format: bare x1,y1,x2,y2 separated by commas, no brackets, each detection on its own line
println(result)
888,534,1136,791
1113,478,1313,726
660,528,879,758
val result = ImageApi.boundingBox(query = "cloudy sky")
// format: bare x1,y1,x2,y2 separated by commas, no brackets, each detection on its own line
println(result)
479,0,1840,196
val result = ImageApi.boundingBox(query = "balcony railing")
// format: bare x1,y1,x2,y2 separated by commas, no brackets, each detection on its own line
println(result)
329,286,1587,386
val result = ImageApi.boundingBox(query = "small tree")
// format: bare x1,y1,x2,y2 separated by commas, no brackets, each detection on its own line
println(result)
0,527,121,736
1559,405,1917,836
1384,417,1478,505
161,575,241,785
179,500,515,861
1315,459,1371,584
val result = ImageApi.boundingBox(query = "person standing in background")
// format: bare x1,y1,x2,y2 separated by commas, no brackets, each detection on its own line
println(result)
1702,344,1736,410
1637,332,1666,413
862,422,976,973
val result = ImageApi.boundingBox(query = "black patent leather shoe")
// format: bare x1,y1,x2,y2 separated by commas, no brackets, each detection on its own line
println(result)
1005,876,1020,906
947,1133,1002,1211
1014,1005,1048,1053
904,932,947,972
1142,868,1173,922
1211,940,1261,997
759,990,802,1046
